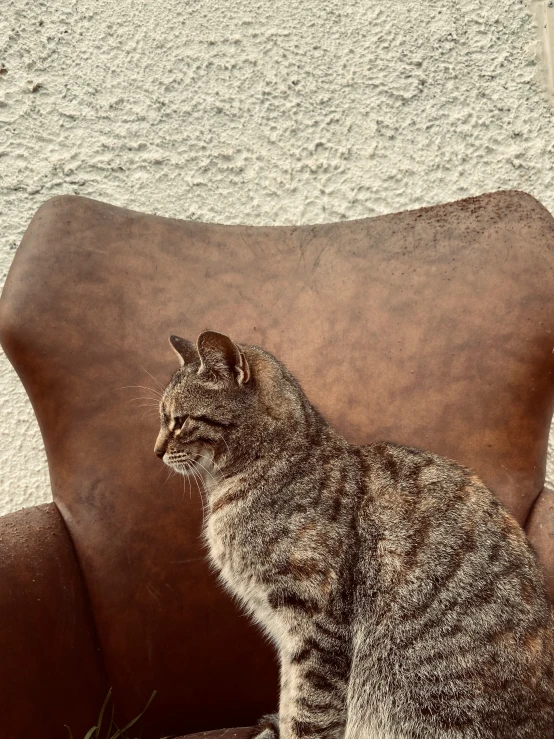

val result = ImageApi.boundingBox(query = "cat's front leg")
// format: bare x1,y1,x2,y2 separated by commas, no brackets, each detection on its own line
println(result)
247,644,291,738
277,633,348,739
248,627,348,739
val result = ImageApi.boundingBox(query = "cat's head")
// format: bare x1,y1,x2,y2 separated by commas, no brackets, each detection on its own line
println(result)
155,330,306,482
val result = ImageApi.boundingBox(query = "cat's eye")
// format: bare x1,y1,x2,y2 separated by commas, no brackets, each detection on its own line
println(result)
173,416,185,430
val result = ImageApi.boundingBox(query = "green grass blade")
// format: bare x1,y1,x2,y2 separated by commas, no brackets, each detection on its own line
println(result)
64,726,74,739
95,688,113,739
84,728,98,739
107,702,115,739
109,691,157,739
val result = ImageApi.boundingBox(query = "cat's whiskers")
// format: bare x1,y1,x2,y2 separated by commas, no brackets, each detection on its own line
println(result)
196,452,225,479
186,462,208,526
124,396,161,404
169,453,192,467
139,365,166,394
164,464,179,485
140,410,160,421
181,463,191,500
194,452,224,477
120,385,163,422
119,384,163,400
155,460,172,478
166,452,221,486
193,458,220,487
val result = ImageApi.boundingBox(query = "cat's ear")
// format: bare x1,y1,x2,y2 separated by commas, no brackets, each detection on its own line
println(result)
169,335,198,366
196,330,250,385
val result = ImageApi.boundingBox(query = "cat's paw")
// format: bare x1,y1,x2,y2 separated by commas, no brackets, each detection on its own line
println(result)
247,712,279,739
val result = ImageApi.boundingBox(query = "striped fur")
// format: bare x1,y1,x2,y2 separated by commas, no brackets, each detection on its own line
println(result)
156,331,554,738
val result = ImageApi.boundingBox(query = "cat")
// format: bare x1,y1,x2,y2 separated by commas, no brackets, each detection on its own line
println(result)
155,330,554,739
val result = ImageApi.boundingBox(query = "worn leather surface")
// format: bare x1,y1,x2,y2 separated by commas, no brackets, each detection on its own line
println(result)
1,190,554,737
0,503,107,739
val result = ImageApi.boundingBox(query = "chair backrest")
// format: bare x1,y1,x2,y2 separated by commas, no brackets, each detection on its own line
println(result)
2,190,554,737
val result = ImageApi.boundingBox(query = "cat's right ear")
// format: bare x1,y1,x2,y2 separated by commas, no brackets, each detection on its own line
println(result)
169,335,198,366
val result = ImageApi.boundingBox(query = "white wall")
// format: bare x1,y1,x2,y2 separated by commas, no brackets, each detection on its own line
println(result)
1,0,553,514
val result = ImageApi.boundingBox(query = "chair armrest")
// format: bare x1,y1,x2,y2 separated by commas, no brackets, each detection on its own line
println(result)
0,502,107,738
525,486,554,603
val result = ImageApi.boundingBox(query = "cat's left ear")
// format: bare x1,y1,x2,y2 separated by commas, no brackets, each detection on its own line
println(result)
196,330,250,386
169,335,198,366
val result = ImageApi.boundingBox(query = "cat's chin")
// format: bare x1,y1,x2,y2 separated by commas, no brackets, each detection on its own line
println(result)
165,460,189,475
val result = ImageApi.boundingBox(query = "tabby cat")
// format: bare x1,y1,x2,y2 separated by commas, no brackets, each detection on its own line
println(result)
155,330,554,739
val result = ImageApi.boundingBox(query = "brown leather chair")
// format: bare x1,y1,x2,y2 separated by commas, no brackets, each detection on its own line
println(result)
1,191,554,739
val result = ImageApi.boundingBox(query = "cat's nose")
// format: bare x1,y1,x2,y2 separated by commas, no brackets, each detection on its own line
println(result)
154,446,166,459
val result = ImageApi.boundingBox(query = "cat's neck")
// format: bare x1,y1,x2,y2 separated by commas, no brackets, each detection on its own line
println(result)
206,409,351,498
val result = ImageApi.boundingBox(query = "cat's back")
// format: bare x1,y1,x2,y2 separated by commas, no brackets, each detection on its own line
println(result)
356,439,549,620
351,441,554,737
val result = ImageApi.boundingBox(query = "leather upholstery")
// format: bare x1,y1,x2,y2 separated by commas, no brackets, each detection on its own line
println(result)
0,504,107,739
1,190,554,738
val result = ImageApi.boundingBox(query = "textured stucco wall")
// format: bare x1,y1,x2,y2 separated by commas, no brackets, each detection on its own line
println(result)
1,0,554,515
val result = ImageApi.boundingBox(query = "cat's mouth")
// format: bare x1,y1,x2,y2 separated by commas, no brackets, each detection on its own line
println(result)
164,448,216,479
